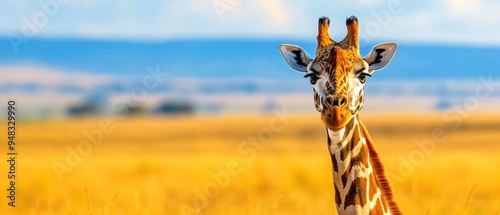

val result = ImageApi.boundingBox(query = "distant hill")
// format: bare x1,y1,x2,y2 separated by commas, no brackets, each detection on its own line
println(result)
0,38,499,81
1,38,500,116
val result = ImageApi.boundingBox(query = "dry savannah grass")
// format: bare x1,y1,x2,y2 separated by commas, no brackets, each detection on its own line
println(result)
1,112,500,215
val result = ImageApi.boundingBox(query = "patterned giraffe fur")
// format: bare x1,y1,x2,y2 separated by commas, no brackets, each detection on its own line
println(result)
327,115,401,214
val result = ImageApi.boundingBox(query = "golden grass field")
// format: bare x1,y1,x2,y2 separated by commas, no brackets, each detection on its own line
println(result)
1,112,500,215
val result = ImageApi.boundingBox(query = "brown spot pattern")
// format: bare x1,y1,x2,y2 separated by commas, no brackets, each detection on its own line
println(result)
344,177,368,209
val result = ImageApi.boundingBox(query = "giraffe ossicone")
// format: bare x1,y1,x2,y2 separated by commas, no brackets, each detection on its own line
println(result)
279,16,402,215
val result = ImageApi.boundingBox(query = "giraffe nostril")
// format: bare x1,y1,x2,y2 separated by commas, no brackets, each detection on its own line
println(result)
325,97,334,107
339,97,347,106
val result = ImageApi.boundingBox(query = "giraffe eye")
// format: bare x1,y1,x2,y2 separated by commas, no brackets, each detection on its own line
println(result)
309,76,318,85
358,73,371,84
304,73,319,85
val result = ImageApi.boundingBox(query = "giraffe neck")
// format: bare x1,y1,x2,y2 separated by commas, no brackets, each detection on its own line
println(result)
327,115,391,215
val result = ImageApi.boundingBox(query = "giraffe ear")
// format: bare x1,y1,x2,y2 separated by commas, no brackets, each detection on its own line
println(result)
279,44,313,73
364,43,397,71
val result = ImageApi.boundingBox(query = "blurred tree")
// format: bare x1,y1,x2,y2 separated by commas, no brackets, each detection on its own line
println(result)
153,100,195,115
66,102,101,116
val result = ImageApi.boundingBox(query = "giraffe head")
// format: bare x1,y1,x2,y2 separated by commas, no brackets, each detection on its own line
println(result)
279,16,397,130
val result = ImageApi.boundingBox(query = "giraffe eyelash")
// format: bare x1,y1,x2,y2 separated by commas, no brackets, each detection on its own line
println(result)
360,72,372,77
304,73,319,85
303,73,317,78
355,67,368,75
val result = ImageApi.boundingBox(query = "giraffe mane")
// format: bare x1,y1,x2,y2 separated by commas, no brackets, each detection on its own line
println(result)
359,120,403,215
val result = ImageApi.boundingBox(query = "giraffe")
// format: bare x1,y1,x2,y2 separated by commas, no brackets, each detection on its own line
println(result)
279,16,401,215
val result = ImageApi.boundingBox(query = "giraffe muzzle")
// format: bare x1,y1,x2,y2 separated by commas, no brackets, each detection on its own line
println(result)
321,94,351,130
322,106,352,130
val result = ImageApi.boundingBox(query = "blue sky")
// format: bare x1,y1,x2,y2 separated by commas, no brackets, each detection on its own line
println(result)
1,0,500,45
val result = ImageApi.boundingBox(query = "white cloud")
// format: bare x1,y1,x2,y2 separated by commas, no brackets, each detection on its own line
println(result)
355,0,379,6
444,0,482,15
256,0,293,29
74,23,112,38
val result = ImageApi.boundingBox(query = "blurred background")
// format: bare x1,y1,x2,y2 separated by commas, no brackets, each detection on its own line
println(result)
1,0,500,116
1,0,500,215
